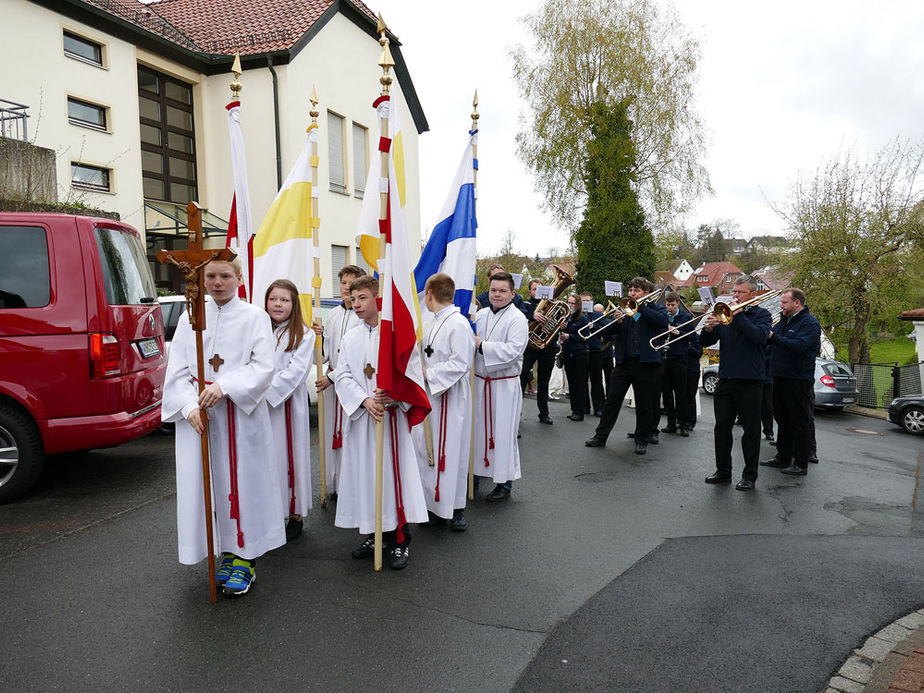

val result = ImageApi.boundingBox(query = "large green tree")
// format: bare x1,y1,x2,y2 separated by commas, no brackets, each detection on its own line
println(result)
574,100,655,299
511,0,710,232
777,139,924,363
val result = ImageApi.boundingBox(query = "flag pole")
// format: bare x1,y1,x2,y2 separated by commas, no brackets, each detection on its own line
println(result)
308,87,329,509
468,90,479,501
373,14,396,572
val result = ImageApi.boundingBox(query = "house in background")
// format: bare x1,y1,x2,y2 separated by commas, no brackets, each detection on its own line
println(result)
2,0,427,295
672,259,694,282
752,265,795,292
676,260,744,296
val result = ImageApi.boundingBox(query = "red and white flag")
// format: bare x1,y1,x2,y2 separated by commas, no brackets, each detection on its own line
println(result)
358,94,429,426
225,100,253,300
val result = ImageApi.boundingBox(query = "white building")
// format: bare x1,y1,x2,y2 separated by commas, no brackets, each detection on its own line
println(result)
672,259,694,282
1,0,427,295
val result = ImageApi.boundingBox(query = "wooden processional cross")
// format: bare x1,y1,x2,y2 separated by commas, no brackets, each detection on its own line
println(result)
157,201,235,604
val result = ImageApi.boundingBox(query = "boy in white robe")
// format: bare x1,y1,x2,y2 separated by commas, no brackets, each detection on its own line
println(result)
162,258,284,597
333,275,429,570
474,271,529,502
416,273,475,531
313,265,365,501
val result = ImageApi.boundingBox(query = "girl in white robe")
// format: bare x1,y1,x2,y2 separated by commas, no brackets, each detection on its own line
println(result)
264,279,315,541
162,259,284,596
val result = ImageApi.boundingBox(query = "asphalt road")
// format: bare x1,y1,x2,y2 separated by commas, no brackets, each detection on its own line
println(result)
1,395,921,692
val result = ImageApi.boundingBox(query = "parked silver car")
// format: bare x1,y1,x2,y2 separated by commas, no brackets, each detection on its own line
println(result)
701,358,859,410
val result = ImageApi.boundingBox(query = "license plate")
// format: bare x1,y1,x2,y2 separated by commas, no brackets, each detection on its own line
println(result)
138,338,160,358
842,397,855,403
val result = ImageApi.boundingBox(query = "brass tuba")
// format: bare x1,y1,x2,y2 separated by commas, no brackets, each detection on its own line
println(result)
527,264,575,350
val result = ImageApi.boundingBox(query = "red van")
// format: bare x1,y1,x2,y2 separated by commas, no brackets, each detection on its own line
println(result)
0,213,166,502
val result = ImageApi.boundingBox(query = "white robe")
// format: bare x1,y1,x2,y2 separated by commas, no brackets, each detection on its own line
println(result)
266,322,316,518
321,304,363,493
162,296,285,564
333,321,428,534
415,306,475,517
474,303,528,484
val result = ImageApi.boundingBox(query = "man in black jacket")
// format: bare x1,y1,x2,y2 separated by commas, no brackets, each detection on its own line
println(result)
476,264,525,311
700,277,772,490
585,278,669,455
657,292,694,436
760,288,821,476
520,279,559,424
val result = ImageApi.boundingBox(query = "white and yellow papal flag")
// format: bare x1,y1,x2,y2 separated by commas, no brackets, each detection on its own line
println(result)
251,125,319,322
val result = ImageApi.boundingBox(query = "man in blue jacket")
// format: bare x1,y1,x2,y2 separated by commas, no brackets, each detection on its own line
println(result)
585,277,669,455
760,288,821,476
700,276,772,490
657,291,694,436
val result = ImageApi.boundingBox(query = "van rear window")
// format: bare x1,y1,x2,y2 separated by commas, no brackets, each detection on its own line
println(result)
95,227,156,305
0,225,50,308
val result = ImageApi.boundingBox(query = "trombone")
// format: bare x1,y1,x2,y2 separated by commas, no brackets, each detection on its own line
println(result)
577,301,618,339
649,289,783,351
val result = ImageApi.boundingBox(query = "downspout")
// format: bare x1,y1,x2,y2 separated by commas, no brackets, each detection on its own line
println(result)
266,54,282,188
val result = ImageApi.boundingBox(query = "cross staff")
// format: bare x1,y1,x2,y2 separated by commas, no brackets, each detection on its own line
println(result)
157,201,235,603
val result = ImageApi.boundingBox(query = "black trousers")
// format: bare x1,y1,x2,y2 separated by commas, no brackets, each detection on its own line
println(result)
713,378,762,481
564,351,589,415
601,354,614,397
772,377,814,468
586,350,604,413
684,367,699,429
595,357,660,441
520,346,557,417
761,382,774,436
659,357,688,428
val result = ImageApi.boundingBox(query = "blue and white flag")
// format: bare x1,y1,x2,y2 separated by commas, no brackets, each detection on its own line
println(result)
413,132,477,316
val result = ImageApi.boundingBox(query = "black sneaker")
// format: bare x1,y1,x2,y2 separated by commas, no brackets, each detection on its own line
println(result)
450,508,467,532
285,517,303,542
351,534,379,559
486,484,511,502
388,544,410,570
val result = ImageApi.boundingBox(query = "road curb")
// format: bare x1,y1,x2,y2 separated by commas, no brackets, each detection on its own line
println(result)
823,609,924,692
845,405,889,421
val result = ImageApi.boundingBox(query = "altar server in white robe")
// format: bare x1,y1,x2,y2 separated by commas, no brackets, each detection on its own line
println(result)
312,265,365,500
264,278,315,542
162,258,284,597
474,271,529,502
416,273,475,531
333,275,428,570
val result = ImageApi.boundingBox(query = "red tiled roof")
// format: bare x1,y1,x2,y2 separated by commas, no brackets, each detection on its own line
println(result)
81,0,380,55
899,308,924,320
675,261,743,289
752,267,795,290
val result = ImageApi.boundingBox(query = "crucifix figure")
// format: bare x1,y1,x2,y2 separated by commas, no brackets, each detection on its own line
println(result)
364,363,376,379
156,201,235,604
209,354,225,372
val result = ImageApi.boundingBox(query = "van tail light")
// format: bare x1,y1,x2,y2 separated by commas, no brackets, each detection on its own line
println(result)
89,333,121,378
819,374,836,388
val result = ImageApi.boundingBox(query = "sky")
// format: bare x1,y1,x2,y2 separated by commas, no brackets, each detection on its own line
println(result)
372,0,924,256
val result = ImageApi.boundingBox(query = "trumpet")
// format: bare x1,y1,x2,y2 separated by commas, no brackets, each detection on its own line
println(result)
577,301,619,339
649,289,783,351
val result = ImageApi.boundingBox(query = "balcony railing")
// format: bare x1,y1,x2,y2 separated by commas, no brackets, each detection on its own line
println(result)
0,99,29,141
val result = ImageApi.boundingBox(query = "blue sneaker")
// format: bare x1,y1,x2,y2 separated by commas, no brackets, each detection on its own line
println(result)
222,558,255,597
215,553,235,586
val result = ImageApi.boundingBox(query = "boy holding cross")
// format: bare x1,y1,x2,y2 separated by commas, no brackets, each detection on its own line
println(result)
162,258,285,597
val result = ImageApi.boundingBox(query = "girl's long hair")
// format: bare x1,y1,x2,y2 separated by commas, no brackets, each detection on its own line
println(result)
265,279,306,353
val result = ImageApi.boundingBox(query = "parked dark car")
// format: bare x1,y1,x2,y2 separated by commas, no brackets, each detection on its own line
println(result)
0,213,166,502
888,395,924,435
701,358,859,410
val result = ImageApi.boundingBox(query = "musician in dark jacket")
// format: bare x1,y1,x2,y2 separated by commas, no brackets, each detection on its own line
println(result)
585,278,669,455
683,330,703,431
657,291,694,436
560,294,590,421
699,276,772,490
760,288,821,476
520,279,559,425
582,293,605,416
477,264,525,311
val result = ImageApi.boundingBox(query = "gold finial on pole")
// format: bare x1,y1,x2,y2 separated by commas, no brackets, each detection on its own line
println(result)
471,90,479,129
309,85,319,121
376,14,395,94
230,54,243,100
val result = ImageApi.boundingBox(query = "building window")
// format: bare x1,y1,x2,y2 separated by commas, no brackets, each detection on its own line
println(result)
63,31,103,67
331,244,348,291
352,123,367,198
67,97,108,131
697,275,708,282
328,111,346,194
71,162,111,192
355,247,369,274
138,66,197,204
